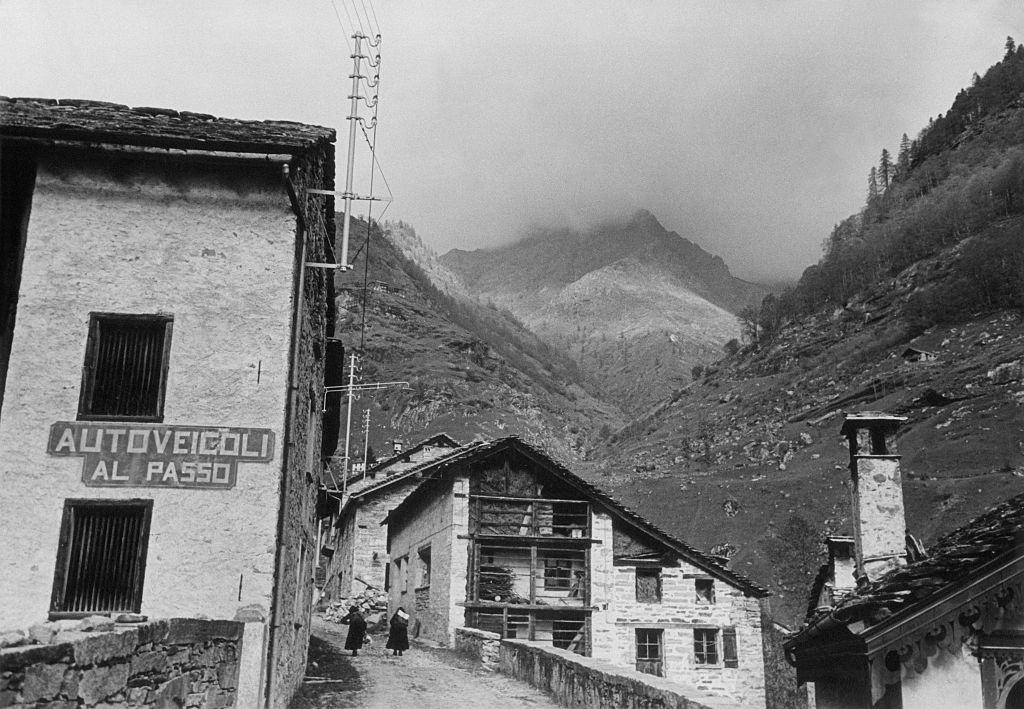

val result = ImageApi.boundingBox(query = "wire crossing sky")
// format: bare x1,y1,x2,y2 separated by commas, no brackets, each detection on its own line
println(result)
0,1,1019,279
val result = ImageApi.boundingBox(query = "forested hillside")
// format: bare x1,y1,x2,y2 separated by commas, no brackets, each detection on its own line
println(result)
742,38,1024,342
587,41,1024,625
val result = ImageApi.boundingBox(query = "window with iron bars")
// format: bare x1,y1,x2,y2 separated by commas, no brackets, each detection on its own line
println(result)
78,314,173,421
50,500,152,617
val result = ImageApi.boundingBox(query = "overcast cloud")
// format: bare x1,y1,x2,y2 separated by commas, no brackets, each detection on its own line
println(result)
0,1,1019,280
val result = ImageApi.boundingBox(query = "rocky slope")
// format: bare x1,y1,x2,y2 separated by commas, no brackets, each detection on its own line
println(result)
584,227,1024,625
332,219,621,465
438,210,765,411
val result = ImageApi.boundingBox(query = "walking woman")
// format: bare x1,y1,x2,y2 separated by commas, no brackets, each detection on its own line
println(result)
341,605,367,657
386,606,410,656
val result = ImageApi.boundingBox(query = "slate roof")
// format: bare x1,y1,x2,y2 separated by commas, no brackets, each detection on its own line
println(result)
346,432,461,488
385,435,770,597
0,97,335,154
790,490,1024,645
348,440,485,501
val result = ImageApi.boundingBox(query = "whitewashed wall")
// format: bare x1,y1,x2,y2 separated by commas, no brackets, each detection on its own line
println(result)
0,156,296,627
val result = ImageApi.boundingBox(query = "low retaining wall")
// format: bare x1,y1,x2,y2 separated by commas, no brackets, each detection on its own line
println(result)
0,618,243,708
454,627,500,671
498,639,738,709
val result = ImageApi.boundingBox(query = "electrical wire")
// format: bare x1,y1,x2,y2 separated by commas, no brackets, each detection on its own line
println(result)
345,0,366,37
358,0,378,38
365,0,381,38
357,68,382,352
358,121,394,206
328,0,354,54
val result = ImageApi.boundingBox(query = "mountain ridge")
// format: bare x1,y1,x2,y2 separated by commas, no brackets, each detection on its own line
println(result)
436,210,765,411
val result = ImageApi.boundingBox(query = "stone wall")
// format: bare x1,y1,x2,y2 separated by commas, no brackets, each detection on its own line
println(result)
498,639,739,709
387,481,454,645
386,476,472,646
589,510,767,707
264,146,334,709
0,618,243,708
333,479,421,598
454,627,500,671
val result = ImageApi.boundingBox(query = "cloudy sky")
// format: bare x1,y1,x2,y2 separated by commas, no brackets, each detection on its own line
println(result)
1,1,1019,280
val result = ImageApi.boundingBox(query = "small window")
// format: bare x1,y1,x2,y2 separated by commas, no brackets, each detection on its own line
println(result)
694,628,719,665
398,556,409,592
635,628,664,677
723,627,738,668
695,578,715,603
544,558,572,590
636,567,662,603
51,500,152,616
384,562,391,591
418,546,431,588
78,314,173,421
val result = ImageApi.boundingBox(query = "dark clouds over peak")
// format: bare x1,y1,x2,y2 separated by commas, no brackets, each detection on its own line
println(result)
1,1,1019,280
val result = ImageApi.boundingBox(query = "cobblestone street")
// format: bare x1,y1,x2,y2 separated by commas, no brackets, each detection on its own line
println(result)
289,617,561,709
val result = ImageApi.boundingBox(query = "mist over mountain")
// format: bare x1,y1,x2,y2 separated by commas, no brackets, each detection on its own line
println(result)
437,210,766,411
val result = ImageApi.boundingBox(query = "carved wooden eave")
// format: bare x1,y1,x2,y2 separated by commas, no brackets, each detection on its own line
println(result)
861,550,1024,702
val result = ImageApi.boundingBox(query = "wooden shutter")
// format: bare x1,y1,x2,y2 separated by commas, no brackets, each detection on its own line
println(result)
723,627,739,668
635,568,662,602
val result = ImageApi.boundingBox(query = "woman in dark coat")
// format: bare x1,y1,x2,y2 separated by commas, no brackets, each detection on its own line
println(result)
386,606,410,656
341,606,367,656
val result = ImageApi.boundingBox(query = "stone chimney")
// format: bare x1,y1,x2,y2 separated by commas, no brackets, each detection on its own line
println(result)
814,537,857,611
840,412,908,583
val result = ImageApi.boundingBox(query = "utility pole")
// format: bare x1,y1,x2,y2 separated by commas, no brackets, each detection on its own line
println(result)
338,32,364,271
326,353,408,498
303,32,388,271
341,352,357,497
361,409,371,472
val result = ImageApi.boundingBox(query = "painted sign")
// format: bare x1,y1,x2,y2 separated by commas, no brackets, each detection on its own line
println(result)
47,421,275,489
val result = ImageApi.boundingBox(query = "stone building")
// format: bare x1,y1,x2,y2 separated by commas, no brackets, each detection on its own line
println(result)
0,98,338,708
786,412,1024,709
320,433,461,601
385,436,770,707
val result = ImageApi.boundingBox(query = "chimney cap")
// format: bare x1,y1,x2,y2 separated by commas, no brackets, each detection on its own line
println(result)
840,411,907,437
825,536,856,556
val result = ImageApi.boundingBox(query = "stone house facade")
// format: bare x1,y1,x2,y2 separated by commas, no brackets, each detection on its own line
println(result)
0,98,337,708
786,413,1024,709
321,434,462,601
385,436,770,707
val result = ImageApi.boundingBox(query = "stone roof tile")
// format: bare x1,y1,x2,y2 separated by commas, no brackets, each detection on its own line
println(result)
0,97,335,153
792,490,1024,643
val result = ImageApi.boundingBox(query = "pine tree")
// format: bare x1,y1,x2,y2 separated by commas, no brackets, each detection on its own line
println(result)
1006,36,1017,59
879,149,894,191
897,134,912,174
867,166,880,203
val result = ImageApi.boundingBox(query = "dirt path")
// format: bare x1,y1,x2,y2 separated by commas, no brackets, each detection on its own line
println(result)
289,616,561,709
